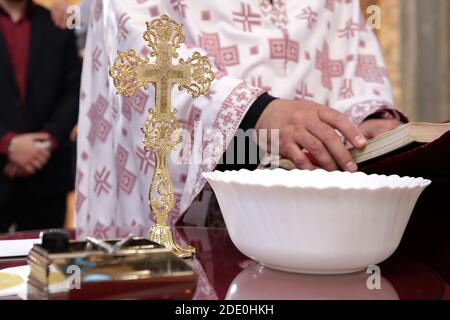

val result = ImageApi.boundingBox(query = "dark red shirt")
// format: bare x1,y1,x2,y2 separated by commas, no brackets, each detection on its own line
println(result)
0,6,30,106
0,5,31,154
0,4,57,154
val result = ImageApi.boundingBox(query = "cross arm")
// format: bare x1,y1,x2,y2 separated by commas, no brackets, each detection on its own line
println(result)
109,49,151,97
178,52,215,98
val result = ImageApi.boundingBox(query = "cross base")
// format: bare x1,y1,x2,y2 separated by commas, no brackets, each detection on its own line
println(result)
147,224,196,258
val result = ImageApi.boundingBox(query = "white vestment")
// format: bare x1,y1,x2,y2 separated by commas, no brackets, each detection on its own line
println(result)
76,0,399,230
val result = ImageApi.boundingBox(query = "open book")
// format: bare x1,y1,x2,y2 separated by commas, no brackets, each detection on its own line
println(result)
351,122,450,163
278,122,450,169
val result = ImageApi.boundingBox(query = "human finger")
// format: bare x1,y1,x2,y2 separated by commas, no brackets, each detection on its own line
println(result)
295,129,338,171
308,123,357,172
318,107,367,149
282,142,315,170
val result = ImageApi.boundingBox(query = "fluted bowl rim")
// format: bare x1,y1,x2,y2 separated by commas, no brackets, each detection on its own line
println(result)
203,169,431,191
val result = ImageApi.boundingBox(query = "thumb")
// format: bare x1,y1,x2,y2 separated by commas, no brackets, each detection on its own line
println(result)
30,132,51,141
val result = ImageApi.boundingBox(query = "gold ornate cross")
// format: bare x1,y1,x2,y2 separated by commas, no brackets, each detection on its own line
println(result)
109,15,214,258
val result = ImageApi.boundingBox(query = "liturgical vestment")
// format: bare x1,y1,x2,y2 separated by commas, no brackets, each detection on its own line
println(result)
76,0,399,230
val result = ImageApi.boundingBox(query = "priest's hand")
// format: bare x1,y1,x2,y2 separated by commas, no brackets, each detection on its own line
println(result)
255,99,367,172
359,118,403,140
7,133,51,176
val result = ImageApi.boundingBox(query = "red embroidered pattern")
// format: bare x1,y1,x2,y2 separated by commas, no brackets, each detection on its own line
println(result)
316,41,344,90
92,46,102,72
297,6,318,29
190,82,264,201
232,2,262,32
171,0,187,18
355,55,386,84
93,0,102,22
343,100,395,125
87,95,111,146
94,166,112,196
117,13,130,42
136,146,155,175
75,169,86,213
269,35,299,63
260,0,288,30
325,0,352,12
122,90,148,121
199,33,240,75
115,145,137,194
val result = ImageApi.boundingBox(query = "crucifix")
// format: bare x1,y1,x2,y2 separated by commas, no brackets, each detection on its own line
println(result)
109,15,215,258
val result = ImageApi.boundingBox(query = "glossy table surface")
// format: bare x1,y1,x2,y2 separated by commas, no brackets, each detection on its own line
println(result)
0,226,445,300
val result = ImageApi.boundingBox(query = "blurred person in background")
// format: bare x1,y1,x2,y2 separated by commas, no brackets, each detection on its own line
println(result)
0,0,81,232
50,0,91,50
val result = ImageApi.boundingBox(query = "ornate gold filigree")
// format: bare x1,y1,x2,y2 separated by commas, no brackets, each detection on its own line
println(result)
109,49,149,97
143,15,184,58
141,110,181,225
179,52,215,98
109,15,214,258
142,109,182,152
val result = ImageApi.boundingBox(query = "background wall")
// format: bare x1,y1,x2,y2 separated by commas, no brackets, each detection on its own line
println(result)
362,0,449,122
401,0,450,122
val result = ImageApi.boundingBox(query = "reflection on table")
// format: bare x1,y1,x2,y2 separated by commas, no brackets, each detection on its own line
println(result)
226,263,398,300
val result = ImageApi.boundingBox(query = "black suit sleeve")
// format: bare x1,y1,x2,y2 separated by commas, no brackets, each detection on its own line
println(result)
0,126,9,138
42,30,81,146
215,92,278,171
238,92,277,131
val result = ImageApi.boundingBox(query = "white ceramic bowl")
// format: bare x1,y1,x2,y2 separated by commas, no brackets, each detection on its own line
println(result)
203,169,431,274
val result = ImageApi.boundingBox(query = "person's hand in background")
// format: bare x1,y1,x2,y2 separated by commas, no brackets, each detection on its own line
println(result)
6,133,51,177
255,99,367,172
3,162,30,179
50,1,71,29
359,118,403,140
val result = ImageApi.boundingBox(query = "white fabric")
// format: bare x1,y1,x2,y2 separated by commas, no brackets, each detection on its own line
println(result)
76,0,398,230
